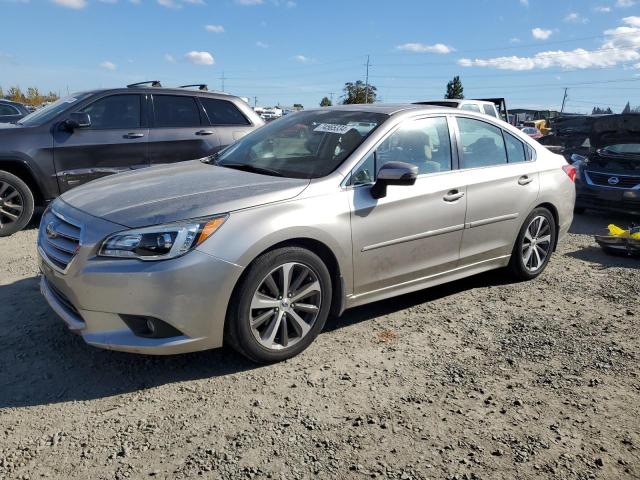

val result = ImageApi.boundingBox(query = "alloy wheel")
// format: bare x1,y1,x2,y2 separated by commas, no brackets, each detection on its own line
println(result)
249,262,322,350
0,181,24,229
521,215,552,272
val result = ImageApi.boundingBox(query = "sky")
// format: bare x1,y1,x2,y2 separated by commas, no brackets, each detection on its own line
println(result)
1,0,640,113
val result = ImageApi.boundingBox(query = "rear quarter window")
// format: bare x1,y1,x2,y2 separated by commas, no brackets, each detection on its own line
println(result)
200,98,250,126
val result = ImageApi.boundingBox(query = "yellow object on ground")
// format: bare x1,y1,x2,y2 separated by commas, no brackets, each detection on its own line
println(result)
607,224,640,239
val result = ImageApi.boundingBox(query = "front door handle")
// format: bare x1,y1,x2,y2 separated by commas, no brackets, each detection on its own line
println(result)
124,132,144,139
195,130,215,136
443,189,465,202
518,175,534,186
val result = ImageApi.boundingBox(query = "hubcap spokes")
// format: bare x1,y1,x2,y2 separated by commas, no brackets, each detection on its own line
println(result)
0,182,24,228
522,216,551,272
250,262,321,350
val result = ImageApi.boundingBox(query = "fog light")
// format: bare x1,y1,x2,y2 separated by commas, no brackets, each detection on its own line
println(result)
146,318,156,335
120,315,183,338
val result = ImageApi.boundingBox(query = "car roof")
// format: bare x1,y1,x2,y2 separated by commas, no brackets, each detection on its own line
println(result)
309,103,444,115
0,99,25,106
71,87,244,101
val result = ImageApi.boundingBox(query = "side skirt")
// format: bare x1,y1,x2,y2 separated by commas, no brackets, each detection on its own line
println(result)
345,255,511,309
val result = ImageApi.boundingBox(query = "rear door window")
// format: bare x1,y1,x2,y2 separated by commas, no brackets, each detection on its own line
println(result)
80,94,141,129
504,131,527,163
0,104,19,116
200,98,250,126
456,117,508,168
482,104,497,117
153,95,201,127
460,104,481,113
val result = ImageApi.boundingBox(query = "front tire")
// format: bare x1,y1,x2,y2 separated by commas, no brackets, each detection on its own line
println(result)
508,208,556,280
225,247,332,363
0,171,35,237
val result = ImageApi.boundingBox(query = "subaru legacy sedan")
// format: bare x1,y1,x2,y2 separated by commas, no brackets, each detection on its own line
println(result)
38,104,576,363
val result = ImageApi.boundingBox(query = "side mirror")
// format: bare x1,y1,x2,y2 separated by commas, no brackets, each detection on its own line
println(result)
64,112,91,130
370,161,418,199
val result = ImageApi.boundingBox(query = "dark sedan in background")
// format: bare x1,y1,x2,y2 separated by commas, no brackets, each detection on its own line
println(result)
573,114,640,216
0,99,30,124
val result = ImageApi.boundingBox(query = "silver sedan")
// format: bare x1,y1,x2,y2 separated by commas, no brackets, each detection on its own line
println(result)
38,104,576,363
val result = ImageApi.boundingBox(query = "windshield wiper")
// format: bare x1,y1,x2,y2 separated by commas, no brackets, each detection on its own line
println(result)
219,163,284,177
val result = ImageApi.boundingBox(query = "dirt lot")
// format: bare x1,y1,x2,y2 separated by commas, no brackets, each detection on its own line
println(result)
0,212,638,480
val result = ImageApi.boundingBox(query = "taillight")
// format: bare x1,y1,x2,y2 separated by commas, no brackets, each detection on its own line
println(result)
562,164,577,182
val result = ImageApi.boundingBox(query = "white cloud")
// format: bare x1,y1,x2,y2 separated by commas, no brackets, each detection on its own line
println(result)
285,0,296,6
129,0,141,4
294,54,310,63
157,0,179,7
564,12,588,24
595,5,611,12
184,51,214,65
616,0,636,7
183,0,205,4
532,27,553,40
51,0,87,8
396,42,455,54
205,24,224,33
235,0,263,4
98,0,118,3
519,0,528,6
256,41,269,48
509,37,521,43
99,60,117,71
458,17,640,71
164,53,176,63
624,15,640,27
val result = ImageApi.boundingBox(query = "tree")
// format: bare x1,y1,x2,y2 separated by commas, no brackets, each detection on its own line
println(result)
341,80,377,104
293,103,304,111
320,96,332,107
0,86,4,99
26,87,42,107
445,76,464,99
7,86,25,103
622,101,631,114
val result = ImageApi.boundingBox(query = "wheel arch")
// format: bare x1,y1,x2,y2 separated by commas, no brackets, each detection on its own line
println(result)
226,237,346,329
534,202,560,251
0,158,45,206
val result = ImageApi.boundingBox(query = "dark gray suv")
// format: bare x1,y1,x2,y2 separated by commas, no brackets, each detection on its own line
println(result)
0,81,263,236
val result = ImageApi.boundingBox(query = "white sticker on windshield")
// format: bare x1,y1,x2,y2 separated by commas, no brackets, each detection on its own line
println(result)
313,123,353,135
64,97,77,103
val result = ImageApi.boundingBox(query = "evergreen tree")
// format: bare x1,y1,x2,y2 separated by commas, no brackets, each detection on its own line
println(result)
445,76,464,99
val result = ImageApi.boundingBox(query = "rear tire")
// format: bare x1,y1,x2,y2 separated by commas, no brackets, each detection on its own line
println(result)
508,207,556,281
225,247,332,364
0,170,35,237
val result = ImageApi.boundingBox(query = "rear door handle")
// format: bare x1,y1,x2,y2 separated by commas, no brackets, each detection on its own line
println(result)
518,175,534,186
195,130,215,136
124,133,144,139
443,189,465,202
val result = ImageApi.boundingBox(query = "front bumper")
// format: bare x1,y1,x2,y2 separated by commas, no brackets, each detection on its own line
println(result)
576,179,640,216
38,201,244,355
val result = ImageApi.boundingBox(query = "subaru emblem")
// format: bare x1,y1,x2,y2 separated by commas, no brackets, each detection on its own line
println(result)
608,176,620,186
45,221,58,239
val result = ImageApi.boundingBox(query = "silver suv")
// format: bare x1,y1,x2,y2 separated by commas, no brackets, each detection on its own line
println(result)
38,104,576,363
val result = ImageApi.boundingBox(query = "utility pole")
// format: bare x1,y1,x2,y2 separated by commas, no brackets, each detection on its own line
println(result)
364,55,370,104
253,96,258,108
329,92,334,104
560,88,568,113
220,71,226,92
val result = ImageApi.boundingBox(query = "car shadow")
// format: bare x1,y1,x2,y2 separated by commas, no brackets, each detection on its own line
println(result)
0,268,514,409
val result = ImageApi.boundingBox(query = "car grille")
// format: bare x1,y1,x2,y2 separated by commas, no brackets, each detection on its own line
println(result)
39,209,82,272
586,171,640,189
46,277,81,317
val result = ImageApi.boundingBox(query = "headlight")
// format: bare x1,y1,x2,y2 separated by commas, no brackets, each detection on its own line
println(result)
99,215,227,261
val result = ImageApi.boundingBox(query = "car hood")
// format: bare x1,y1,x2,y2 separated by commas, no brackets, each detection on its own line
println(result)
0,122,21,129
60,160,310,228
590,114,640,149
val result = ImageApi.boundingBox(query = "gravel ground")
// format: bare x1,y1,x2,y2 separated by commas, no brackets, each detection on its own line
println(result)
0,212,638,480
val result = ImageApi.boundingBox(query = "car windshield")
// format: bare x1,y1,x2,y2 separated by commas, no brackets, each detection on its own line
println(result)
17,93,91,126
600,143,640,156
212,110,388,179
